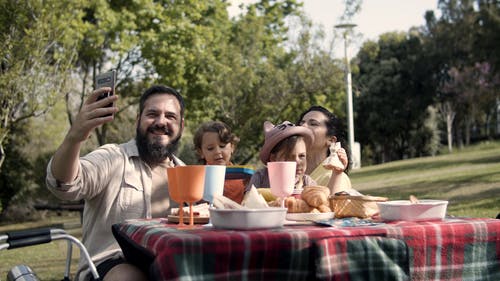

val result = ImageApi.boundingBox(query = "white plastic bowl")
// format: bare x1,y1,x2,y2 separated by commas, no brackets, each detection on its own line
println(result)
209,207,287,230
377,200,448,221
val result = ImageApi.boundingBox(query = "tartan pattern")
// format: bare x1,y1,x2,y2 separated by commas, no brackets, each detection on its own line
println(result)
385,219,500,281
315,236,410,281
115,218,500,281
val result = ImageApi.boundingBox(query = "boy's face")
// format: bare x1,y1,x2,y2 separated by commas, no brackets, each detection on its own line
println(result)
199,131,234,165
271,138,307,179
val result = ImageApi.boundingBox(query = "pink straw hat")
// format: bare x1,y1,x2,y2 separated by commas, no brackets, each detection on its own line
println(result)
259,121,314,164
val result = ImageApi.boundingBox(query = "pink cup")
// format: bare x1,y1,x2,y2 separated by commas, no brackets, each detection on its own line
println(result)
268,161,296,199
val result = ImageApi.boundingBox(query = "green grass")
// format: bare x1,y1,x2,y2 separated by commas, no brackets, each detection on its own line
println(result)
0,140,499,280
0,213,82,281
350,140,500,218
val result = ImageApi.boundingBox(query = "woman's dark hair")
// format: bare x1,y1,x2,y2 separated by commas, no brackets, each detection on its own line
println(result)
139,85,185,118
298,106,351,172
193,121,240,164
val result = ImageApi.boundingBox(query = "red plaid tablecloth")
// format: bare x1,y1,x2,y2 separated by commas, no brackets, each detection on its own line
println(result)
112,218,500,281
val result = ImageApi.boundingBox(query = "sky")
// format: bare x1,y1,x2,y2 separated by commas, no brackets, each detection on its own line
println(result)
229,0,441,57
302,0,439,40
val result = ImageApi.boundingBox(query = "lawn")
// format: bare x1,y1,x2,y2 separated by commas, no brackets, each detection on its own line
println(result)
0,140,499,280
350,140,500,218
0,214,82,281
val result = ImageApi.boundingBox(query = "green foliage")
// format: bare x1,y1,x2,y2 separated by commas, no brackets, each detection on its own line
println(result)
354,32,435,163
0,0,82,170
2,0,500,219
0,0,351,213
0,122,35,218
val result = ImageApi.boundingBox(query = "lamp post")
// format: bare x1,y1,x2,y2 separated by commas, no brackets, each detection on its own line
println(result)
335,23,358,168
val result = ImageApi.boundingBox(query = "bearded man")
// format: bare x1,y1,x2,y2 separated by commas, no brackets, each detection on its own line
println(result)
46,85,185,281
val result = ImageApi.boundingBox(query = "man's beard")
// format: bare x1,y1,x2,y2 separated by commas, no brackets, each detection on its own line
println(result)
136,124,181,166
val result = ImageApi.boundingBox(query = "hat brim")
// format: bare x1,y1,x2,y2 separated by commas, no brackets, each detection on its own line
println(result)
259,126,314,164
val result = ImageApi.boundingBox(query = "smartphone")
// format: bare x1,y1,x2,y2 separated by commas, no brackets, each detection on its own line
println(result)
94,70,116,116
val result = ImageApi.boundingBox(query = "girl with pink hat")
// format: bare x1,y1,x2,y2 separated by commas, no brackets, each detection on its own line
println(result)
247,121,317,194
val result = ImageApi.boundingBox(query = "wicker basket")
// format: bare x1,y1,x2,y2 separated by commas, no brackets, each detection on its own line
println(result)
329,194,388,218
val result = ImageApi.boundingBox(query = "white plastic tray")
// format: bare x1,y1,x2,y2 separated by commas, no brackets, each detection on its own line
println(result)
209,207,287,230
377,200,448,221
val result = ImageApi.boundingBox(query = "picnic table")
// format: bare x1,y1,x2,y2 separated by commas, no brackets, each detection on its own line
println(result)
112,217,500,280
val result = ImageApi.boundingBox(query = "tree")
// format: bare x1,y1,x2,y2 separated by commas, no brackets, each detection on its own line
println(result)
0,0,83,171
440,62,500,146
437,101,456,152
424,0,500,148
354,32,436,163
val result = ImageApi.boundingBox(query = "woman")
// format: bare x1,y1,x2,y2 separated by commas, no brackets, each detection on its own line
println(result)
297,106,353,194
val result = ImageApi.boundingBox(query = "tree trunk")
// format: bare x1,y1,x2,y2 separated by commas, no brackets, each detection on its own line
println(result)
464,117,472,146
439,102,455,153
0,143,4,171
446,111,454,153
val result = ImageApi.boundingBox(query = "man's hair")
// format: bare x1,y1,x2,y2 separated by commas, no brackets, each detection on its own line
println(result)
139,85,185,118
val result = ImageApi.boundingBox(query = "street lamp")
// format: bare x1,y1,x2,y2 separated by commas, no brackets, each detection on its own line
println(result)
335,23,359,168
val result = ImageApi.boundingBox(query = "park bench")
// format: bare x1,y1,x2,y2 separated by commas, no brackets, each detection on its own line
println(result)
34,201,84,224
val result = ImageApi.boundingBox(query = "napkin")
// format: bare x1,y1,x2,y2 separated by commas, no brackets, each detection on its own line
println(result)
213,185,269,209
213,195,244,210
322,142,344,170
241,185,269,209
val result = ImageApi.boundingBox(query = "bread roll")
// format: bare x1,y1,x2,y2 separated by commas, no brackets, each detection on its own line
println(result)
257,188,277,202
317,204,332,213
301,186,330,207
285,197,313,213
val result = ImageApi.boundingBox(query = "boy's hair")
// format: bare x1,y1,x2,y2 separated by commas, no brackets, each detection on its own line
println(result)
193,121,240,164
139,85,185,118
259,121,314,164
270,135,304,161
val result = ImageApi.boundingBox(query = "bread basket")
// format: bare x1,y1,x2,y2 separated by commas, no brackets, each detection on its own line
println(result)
329,193,388,218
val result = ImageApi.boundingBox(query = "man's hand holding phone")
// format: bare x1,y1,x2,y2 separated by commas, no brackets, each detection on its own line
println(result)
95,70,117,117
66,87,119,144
92,87,119,119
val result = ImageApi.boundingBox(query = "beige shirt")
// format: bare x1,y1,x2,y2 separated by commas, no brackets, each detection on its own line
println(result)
46,139,184,280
